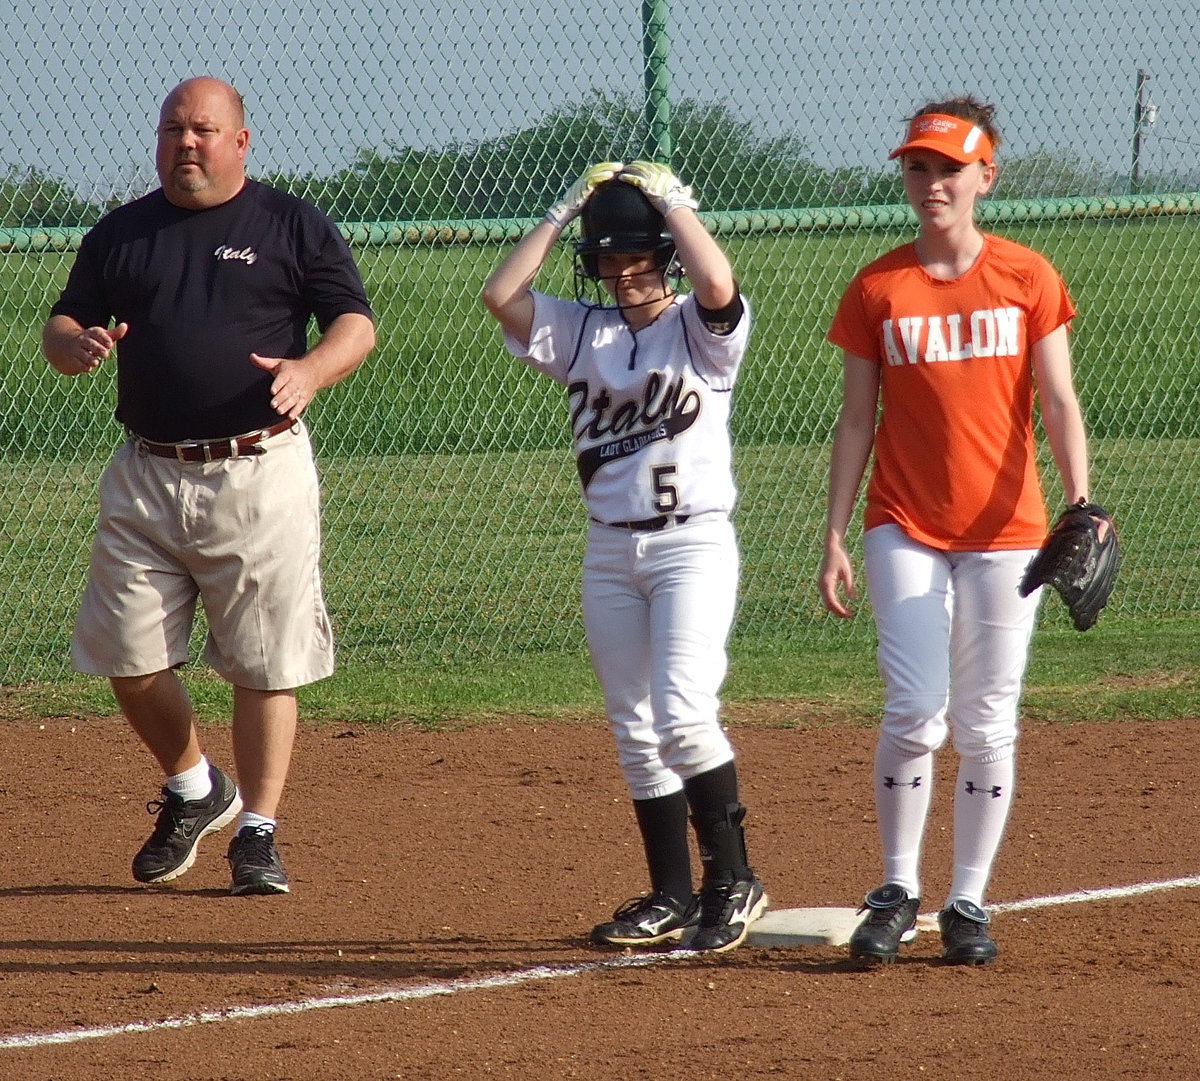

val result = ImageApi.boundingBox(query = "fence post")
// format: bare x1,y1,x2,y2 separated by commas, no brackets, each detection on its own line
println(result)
642,0,672,162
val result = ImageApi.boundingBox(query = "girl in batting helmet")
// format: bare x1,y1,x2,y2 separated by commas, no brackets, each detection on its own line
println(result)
482,161,766,953
572,178,679,301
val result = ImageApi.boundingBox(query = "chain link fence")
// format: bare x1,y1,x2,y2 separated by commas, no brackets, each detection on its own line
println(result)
2,1,1198,682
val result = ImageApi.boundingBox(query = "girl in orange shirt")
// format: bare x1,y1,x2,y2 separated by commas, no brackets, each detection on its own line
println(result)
820,97,1097,965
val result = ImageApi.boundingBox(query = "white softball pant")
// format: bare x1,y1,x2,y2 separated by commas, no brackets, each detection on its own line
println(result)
583,516,738,801
864,523,1042,763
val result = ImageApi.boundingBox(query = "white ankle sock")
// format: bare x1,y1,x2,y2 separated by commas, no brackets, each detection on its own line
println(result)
166,756,212,802
238,811,276,834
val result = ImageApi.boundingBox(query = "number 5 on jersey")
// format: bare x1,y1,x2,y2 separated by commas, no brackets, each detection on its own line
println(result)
652,464,679,513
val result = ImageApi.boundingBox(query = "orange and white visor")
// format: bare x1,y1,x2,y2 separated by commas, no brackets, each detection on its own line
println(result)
889,113,994,165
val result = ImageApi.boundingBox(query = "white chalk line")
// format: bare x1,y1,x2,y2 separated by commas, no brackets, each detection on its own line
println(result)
0,951,680,1051
988,873,1200,914
4,872,1199,1051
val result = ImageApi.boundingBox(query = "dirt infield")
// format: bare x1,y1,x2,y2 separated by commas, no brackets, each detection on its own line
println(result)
1,711,1197,1079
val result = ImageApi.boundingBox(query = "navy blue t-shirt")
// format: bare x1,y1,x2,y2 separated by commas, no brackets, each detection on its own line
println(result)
51,180,374,441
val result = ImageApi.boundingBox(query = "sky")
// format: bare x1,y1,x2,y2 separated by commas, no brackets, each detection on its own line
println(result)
2,0,1197,200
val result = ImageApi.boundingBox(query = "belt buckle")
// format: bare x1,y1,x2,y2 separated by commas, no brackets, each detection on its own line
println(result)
174,441,201,463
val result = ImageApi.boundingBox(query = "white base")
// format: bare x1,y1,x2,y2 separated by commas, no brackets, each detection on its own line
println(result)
746,906,939,947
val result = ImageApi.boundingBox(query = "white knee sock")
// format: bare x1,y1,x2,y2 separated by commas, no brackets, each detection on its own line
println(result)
166,756,212,802
948,755,1015,907
874,744,934,898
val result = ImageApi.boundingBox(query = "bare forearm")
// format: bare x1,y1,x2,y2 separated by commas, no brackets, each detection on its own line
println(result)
819,354,878,618
665,208,736,309
42,314,126,375
1042,394,1090,504
1033,327,1090,504
480,219,560,344
302,312,376,391
825,417,874,546
825,353,880,546
42,315,85,371
41,314,96,376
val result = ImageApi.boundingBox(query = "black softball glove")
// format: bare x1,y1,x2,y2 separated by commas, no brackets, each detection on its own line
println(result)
1018,500,1120,631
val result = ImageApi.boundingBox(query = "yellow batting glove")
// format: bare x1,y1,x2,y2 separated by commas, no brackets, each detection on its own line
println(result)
620,160,699,214
544,161,624,229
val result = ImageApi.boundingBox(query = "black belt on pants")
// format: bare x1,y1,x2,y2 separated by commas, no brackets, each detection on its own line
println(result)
593,514,691,531
131,419,295,462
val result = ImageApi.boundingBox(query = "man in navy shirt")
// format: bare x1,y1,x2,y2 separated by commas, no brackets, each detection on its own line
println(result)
42,76,376,896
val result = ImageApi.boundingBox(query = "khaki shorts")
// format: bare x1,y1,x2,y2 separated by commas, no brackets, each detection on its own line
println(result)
72,422,334,690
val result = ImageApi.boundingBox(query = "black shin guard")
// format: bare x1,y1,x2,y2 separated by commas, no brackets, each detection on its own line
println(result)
683,762,752,885
689,802,753,886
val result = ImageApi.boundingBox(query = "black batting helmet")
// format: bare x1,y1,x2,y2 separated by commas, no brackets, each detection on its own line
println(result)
574,179,675,280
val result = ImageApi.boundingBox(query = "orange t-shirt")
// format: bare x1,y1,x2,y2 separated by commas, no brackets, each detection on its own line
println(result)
827,234,1076,551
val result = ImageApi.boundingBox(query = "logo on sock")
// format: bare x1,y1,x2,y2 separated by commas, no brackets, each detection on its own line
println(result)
883,776,922,789
964,782,1003,798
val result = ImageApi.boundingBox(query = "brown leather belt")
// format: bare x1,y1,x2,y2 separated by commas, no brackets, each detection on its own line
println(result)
596,514,691,531
133,419,295,462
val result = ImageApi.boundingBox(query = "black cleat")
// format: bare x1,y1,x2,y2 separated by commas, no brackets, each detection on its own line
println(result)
849,883,920,965
938,900,998,965
591,891,700,947
688,875,768,953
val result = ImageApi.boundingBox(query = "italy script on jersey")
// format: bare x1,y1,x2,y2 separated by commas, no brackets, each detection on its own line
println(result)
570,369,701,488
505,292,751,523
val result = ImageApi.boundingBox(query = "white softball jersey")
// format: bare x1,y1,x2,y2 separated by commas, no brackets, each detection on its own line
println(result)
505,291,751,524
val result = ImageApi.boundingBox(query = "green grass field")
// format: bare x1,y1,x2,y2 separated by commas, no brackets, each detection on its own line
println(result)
1,216,1197,724
1,439,1195,726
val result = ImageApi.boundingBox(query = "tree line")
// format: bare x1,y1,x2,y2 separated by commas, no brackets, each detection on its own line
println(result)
3,94,1191,229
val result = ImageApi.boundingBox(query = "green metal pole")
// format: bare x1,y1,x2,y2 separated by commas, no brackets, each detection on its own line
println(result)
642,0,672,163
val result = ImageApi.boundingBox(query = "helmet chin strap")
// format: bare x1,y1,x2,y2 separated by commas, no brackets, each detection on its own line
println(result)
574,263,682,313
615,282,675,312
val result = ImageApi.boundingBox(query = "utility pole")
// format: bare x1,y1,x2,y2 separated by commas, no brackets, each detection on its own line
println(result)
1132,68,1148,193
